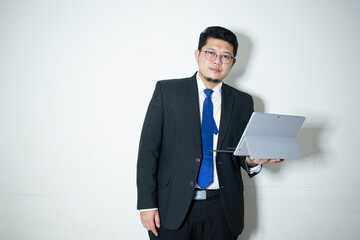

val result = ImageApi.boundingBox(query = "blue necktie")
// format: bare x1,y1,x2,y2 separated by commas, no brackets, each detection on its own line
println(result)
197,89,219,190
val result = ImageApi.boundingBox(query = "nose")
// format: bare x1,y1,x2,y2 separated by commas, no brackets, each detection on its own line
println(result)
212,54,222,65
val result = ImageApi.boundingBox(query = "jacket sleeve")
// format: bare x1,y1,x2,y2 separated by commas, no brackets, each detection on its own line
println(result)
241,157,262,178
136,82,163,210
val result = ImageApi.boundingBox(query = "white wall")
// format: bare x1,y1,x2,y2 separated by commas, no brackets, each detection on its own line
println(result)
1,0,359,239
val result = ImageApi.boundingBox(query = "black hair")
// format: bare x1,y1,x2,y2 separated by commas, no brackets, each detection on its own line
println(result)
198,26,238,57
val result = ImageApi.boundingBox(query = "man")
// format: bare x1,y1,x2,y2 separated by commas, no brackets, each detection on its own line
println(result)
137,26,282,240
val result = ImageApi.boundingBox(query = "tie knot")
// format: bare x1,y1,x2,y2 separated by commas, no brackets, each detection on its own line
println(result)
204,89,213,98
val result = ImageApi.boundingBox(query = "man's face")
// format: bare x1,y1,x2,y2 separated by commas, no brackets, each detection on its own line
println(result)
195,37,236,85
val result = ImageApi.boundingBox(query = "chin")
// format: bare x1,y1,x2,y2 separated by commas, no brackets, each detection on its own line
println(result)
205,77,221,83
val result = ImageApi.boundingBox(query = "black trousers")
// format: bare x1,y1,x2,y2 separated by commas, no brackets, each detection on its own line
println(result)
148,195,236,240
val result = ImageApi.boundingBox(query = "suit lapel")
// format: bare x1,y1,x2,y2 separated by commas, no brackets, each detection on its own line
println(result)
184,74,202,151
181,76,234,155
217,84,234,152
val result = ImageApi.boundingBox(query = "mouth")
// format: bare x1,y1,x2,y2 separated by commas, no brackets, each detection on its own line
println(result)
209,67,221,73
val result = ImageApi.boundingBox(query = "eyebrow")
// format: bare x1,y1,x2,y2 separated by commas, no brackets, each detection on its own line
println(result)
205,47,233,55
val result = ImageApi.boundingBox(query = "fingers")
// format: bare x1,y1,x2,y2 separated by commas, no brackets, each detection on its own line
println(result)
249,158,284,164
149,224,158,237
268,159,284,163
140,210,160,236
155,211,161,228
269,159,284,163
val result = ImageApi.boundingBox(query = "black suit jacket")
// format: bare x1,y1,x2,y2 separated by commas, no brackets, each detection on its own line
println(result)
137,73,257,236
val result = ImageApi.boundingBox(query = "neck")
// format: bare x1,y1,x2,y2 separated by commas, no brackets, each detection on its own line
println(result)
199,73,221,90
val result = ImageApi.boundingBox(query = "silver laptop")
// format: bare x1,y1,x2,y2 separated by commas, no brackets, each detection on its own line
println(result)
233,112,305,159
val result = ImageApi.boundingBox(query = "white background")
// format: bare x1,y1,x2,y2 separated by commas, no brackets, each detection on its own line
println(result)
1,0,359,239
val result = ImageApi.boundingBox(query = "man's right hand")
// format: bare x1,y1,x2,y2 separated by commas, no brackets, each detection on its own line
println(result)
140,209,161,237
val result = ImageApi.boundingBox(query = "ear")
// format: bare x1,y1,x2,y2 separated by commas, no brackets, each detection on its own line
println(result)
231,58,237,68
194,49,200,63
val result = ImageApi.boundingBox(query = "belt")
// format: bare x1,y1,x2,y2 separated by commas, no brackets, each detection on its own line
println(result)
192,189,220,200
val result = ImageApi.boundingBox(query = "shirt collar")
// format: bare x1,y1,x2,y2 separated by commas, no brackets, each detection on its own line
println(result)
196,72,223,96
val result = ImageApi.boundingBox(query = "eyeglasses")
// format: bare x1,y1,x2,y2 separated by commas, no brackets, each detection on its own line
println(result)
199,50,235,64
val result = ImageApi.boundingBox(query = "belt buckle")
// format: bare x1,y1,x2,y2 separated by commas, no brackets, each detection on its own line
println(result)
194,190,207,200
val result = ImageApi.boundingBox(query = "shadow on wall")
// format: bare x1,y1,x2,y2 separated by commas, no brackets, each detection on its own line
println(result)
227,32,324,240
297,124,324,160
224,31,260,240
226,32,252,89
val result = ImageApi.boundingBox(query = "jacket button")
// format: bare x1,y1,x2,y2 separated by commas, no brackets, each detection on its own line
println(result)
220,186,224,189
190,181,195,186
195,158,201,163
217,161,222,165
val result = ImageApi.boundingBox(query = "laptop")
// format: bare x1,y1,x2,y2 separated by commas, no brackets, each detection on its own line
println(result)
233,112,305,159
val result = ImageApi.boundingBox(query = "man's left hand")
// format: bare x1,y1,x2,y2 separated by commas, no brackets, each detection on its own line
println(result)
246,156,284,167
